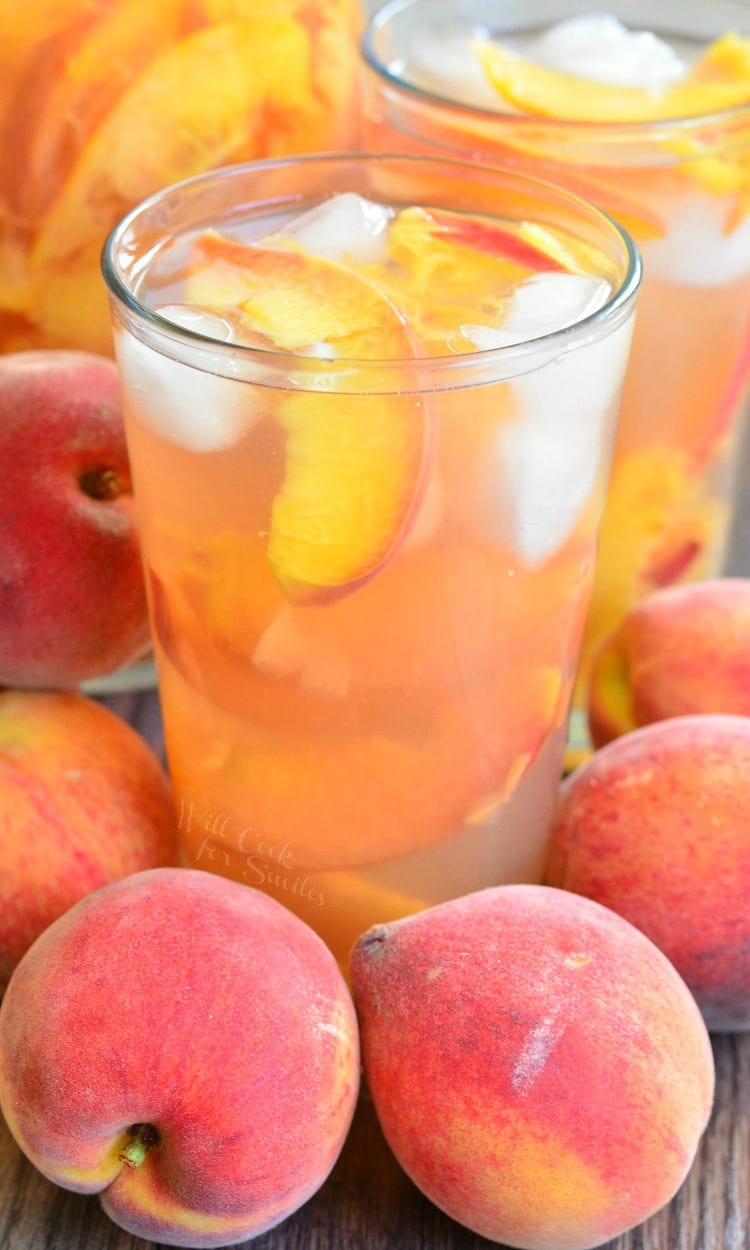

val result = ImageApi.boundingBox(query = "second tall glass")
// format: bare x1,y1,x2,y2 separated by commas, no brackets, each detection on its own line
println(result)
363,0,750,713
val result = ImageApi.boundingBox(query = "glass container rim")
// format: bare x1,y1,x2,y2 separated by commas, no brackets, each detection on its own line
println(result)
101,150,642,389
361,0,750,134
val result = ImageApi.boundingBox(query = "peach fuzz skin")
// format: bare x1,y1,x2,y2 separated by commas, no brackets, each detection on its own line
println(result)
0,688,178,994
587,578,750,748
350,884,714,1250
0,868,359,1248
546,714,750,1033
0,350,149,687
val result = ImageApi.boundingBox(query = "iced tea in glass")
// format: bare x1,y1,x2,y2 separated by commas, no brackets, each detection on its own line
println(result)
103,154,640,961
362,0,750,716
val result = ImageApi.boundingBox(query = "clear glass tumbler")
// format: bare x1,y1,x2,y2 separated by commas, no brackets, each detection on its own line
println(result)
362,0,750,722
103,153,640,962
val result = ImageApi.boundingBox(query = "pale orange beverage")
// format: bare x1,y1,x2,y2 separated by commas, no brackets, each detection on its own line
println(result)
103,155,640,961
0,0,360,356
362,0,750,722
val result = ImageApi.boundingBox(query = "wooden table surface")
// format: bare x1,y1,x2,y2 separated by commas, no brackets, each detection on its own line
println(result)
1,423,749,1250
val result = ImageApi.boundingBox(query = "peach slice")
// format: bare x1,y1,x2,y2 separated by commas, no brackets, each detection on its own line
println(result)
473,33,750,123
186,231,432,604
417,208,615,287
269,390,431,604
540,169,667,243
187,230,414,355
193,0,361,155
419,209,568,273
692,325,750,474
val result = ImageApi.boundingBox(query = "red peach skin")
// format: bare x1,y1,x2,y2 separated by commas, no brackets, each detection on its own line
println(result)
0,351,150,687
0,868,359,1247
351,883,714,1250
547,714,750,1032
587,578,750,747
0,689,178,994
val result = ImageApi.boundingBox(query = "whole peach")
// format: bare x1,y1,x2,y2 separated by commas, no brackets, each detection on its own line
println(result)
0,688,178,993
0,350,149,687
546,714,750,1032
351,884,714,1250
0,868,359,1248
587,578,750,747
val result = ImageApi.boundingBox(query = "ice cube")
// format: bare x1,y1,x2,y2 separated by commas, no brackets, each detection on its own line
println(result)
253,609,353,698
299,342,338,360
402,25,501,108
463,274,633,565
517,14,686,89
271,193,394,266
641,194,750,288
158,303,236,342
114,306,253,452
463,272,611,350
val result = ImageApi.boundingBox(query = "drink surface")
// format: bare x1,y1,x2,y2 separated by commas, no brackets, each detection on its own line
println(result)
363,6,750,705
398,14,748,116
0,0,359,356
114,188,635,960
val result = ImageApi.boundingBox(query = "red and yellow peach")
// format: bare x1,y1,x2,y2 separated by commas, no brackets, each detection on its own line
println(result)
587,578,750,747
0,868,360,1247
0,688,178,995
546,713,750,1033
351,883,714,1250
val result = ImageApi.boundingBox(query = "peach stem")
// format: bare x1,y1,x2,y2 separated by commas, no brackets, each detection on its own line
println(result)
120,1123,159,1168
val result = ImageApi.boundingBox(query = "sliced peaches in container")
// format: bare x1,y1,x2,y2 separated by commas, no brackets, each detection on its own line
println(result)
2,0,185,231
29,16,316,271
184,224,433,605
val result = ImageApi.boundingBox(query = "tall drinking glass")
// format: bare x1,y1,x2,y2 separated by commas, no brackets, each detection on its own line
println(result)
103,154,640,961
362,0,750,728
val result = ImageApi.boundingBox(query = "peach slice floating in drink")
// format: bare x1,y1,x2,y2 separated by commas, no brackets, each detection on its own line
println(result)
473,31,750,123
186,229,433,604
